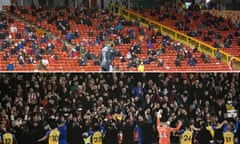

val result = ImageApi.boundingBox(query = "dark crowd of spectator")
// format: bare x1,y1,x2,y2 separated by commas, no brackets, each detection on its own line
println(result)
0,73,240,144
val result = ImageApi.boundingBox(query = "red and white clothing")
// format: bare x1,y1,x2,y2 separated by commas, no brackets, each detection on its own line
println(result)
27,91,39,104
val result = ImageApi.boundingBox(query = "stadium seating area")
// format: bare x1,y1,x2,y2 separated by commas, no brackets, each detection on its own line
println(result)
0,73,239,144
131,6,240,57
0,5,236,72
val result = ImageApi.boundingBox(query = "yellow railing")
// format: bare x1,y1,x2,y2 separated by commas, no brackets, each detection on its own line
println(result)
110,4,240,70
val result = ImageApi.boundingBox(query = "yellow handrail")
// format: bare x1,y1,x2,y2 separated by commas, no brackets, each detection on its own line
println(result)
110,4,240,70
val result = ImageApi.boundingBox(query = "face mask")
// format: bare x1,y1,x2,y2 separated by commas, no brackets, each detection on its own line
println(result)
163,90,168,95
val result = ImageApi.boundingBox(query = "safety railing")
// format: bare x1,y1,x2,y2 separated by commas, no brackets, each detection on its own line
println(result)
110,4,240,71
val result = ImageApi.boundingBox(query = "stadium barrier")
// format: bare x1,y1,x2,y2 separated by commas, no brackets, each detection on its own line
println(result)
110,4,240,70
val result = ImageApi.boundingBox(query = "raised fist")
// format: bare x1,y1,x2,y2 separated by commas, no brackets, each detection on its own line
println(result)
157,109,163,118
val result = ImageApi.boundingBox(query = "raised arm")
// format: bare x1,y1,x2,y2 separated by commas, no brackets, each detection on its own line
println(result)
37,131,50,142
233,119,239,134
215,120,228,129
190,123,200,131
156,109,162,128
157,116,161,128
170,120,182,132
37,135,48,142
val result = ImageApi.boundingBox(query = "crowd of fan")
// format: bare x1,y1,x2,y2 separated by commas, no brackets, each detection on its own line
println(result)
1,2,223,71
147,1,240,50
0,10,61,70
0,4,147,70
0,73,239,144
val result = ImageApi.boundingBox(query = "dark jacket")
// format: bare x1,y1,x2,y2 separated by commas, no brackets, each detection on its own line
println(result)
196,127,212,144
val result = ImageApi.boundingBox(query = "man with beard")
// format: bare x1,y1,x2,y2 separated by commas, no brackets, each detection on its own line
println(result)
196,121,212,144
103,121,118,144
67,114,85,144
138,109,154,144
29,114,46,144
140,119,153,144
122,119,134,144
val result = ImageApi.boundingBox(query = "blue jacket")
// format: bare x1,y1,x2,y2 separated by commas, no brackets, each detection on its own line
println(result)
7,63,14,70
134,124,142,143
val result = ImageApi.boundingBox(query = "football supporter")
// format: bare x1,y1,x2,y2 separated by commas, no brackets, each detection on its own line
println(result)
156,109,182,144
196,122,213,144
0,73,239,144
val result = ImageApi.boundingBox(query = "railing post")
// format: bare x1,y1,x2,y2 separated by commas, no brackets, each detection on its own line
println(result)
198,42,201,51
109,4,112,13
118,5,121,15
212,49,214,58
